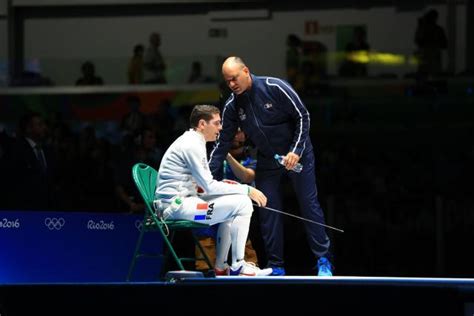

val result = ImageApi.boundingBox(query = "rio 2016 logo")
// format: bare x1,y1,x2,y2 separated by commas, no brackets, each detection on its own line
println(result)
87,220,115,230
0,218,20,229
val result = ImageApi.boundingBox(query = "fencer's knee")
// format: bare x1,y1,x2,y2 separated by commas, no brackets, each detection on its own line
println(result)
239,196,253,216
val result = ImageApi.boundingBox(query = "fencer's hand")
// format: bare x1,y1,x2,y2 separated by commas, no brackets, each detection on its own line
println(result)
248,186,267,207
284,152,300,170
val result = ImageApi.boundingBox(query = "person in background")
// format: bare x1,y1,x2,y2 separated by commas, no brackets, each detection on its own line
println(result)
414,9,447,77
115,127,162,213
338,26,370,78
3,111,56,210
120,95,146,150
144,32,167,84
188,61,204,83
128,44,144,84
286,34,302,86
75,61,104,86
188,61,214,84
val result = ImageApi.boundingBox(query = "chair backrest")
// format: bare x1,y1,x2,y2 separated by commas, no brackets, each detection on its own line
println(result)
132,163,157,214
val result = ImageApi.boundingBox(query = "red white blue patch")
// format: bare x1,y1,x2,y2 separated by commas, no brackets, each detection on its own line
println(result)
194,203,208,221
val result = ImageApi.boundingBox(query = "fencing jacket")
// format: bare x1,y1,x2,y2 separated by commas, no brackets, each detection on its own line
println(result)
156,129,248,201
210,74,312,175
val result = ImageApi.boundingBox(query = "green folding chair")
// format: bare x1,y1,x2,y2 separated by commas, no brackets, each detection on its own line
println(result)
126,163,214,281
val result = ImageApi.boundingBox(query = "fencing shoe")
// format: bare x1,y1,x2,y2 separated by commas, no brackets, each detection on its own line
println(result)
270,266,286,276
214,263,230,276
317,257,333,276
229,261,273,276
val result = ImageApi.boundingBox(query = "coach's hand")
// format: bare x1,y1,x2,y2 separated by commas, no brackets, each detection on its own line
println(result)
284,152,300,171
248,186,267,207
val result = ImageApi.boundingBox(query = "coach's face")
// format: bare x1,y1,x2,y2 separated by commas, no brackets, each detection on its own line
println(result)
222,64,251,95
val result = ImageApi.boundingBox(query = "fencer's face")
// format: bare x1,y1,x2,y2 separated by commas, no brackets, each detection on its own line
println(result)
222,65,251,95
201,113,222,142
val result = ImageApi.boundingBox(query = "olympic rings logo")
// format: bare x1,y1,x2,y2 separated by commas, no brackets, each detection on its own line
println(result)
135,220,143,231
44,217,65,230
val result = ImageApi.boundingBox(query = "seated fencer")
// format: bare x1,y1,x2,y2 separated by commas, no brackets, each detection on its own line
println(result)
155,104,272,276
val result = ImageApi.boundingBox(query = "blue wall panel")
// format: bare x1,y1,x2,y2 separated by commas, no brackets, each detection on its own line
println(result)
0,211,163,283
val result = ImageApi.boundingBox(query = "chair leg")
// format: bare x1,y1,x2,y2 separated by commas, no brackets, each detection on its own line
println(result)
192,233,214,270
159,231,174,274
126,223,146,281
159,227,186,271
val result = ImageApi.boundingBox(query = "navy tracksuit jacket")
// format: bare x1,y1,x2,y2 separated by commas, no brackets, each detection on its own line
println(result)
209,74,330,268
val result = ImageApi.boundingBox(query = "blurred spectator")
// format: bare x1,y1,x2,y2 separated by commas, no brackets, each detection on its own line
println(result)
76,125,115,211
188,61,214,83
0,127,14,209
414,9,448,77
294,41,329,95
10,59,53,87
3,111,57,210
144,32,167,84
144,98,176,151
128,44,145,84
0,126,13,161
339,26,370,77
75,61,104,86
10,59,54,87
10,71,54,87
188,61,204,83
286,34,302,86
120,95,146,150
114,127,162,213
50,122,82,211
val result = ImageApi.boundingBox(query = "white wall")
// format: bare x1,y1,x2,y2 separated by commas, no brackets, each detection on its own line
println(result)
23,4,466,85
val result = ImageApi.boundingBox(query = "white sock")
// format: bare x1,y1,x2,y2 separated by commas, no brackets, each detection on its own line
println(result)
215,220,231,269
230,214,251,267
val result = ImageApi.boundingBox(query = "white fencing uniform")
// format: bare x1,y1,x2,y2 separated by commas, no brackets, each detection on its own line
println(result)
156,129,253,266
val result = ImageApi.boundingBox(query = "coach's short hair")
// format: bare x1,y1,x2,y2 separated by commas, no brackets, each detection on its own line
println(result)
189,104,220,128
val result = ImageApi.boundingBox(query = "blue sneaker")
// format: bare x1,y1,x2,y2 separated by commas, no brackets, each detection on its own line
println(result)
270,266,286,276
317,257,333,276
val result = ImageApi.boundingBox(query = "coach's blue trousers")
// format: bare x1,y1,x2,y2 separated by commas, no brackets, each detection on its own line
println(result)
255,149,330,268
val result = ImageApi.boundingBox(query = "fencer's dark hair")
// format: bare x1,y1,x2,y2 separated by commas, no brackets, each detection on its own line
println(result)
189,104,220,128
